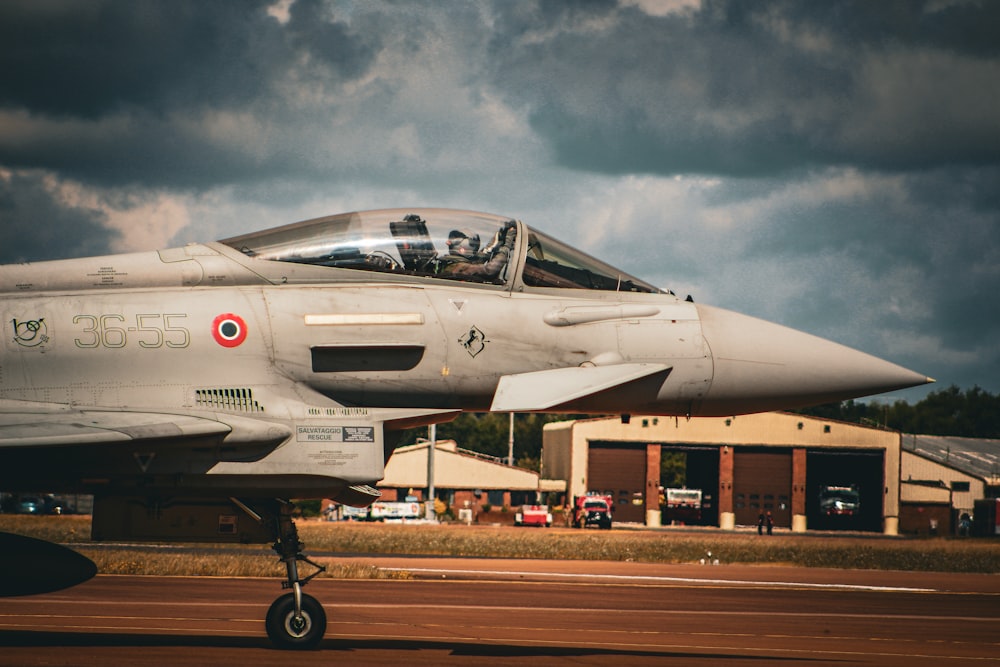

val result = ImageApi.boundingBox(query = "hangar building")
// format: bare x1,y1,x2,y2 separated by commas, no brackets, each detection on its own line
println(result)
542,412,901,534
376,439,552,513
900,435,1000,536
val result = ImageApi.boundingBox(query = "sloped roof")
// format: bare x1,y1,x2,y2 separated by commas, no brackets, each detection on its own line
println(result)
383,439,540,490
903,435,1000,483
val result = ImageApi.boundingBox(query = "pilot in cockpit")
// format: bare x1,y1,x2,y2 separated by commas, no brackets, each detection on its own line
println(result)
438,221,516,281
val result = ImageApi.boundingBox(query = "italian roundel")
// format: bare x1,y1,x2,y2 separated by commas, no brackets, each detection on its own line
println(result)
212,313,248,348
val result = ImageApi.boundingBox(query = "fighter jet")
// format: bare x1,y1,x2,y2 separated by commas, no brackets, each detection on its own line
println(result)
0,208,930,648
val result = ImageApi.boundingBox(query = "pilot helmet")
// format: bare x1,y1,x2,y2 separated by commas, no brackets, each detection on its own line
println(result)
447,230,480,255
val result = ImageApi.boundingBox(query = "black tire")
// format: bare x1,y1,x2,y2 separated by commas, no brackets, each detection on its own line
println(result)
265,592,327,650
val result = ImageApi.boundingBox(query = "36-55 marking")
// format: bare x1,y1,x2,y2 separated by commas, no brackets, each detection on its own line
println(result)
73,313,190,349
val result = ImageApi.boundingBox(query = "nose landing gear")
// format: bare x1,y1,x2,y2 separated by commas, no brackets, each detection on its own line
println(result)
232,498,328,650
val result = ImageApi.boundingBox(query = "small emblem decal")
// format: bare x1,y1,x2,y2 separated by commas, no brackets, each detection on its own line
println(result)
460,326,488,358
11,318,48,347
133,452,156,473
212,313,248,348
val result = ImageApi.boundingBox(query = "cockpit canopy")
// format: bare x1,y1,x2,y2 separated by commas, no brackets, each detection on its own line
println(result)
221,208,660,293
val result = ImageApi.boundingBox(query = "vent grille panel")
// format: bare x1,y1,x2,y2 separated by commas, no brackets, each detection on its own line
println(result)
195,388,264,412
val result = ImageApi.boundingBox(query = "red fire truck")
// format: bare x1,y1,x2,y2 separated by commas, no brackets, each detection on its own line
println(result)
662,488,702,524
571,494,613,529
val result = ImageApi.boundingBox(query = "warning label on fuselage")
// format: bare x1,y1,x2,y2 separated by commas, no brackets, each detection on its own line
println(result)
296,426,375,443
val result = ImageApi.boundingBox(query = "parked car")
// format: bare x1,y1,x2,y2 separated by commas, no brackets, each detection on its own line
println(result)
16,496,47,514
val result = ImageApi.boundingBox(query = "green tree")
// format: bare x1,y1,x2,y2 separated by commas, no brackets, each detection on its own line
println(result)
660,451,686,489
797,385,1000,438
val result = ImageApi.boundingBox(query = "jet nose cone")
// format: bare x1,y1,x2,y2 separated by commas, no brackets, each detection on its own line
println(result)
695,304,933,416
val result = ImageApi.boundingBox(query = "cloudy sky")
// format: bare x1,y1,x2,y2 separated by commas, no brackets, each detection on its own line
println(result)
1,0,998,403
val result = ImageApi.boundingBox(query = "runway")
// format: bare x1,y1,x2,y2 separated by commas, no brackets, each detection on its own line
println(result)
1,557,997,666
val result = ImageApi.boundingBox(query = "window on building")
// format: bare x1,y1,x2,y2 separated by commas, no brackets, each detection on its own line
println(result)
509,491,533,506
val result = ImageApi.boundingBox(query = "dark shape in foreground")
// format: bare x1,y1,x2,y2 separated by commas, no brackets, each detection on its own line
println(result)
0,532,96,596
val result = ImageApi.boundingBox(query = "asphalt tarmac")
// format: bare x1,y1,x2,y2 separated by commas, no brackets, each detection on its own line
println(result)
1,557,997,666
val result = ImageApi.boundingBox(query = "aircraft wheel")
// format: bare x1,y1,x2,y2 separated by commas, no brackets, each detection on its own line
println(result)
266,592,327,650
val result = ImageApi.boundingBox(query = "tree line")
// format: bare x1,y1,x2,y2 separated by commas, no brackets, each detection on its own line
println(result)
403,385,1000,472
795,385,1000,439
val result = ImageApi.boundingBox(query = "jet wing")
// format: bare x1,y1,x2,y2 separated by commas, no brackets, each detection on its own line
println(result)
0,400,233,448
490,363,672,412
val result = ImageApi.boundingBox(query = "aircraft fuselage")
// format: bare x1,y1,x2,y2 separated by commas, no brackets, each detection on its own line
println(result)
0,208,930,501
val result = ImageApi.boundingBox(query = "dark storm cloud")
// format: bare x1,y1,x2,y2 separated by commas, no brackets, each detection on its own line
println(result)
0,1,268,117
486,0,1000,177
4,0,997,186
0,0,375,115
752,170,1000,345
0,0,378,187
0,171,116,262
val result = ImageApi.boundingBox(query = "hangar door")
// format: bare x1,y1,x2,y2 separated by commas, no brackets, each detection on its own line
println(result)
733,448,792,528
588,442,647,523
807,449,884,532
661,445,720,526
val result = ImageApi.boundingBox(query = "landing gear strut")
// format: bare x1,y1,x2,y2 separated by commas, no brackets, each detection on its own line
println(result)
233,498,328,650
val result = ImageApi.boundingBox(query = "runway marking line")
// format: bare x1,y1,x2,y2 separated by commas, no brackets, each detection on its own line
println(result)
0,614,260,624
380,566,940,592
322,603,1000,624
0,622,262,636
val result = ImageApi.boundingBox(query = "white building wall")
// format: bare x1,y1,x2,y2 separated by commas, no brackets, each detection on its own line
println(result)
541,421,574,482
901,451,983,513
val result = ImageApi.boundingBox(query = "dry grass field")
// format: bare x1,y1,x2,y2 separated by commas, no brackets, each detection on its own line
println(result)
3,514,998,578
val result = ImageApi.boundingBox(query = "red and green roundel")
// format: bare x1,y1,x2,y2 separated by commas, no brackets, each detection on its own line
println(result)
212,313,248,348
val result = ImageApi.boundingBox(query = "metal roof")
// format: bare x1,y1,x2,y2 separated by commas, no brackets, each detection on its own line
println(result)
903,434,1000,483
383,439,540,490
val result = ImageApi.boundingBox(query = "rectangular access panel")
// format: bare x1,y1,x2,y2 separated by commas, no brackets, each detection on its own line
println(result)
733,448,792,528
588,442,648,523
